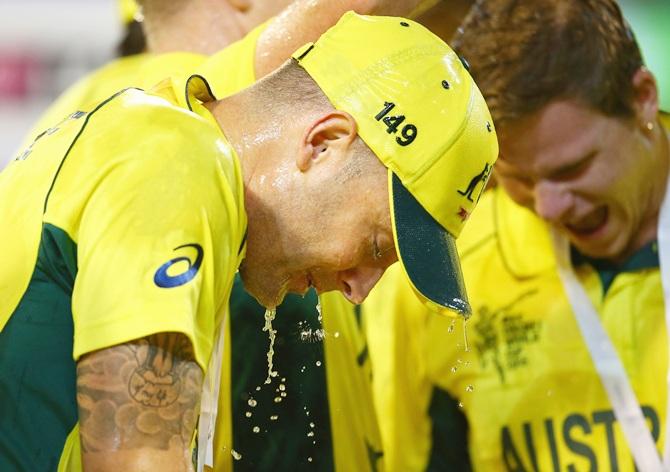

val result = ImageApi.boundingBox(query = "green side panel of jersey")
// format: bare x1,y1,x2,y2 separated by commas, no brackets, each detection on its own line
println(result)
230,276,334,471
426,387,471,472
0,224,77,471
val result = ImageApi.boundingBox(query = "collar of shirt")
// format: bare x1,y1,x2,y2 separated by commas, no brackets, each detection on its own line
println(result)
493,186,556,278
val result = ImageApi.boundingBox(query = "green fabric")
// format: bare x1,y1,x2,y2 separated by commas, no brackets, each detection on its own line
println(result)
426,387,471,472
572,240,659,295
230,276,334,471
0,224,78,471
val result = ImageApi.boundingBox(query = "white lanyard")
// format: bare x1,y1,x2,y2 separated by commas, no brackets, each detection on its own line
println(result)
197,312,227,471
552,172,670,471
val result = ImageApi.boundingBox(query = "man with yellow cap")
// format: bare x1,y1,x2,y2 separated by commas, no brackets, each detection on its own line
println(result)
363,0,670,470
14,1,443,470
0,12,497,472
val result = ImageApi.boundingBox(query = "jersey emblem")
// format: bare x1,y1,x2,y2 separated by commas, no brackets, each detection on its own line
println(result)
474,289,540,384
154,243,204,288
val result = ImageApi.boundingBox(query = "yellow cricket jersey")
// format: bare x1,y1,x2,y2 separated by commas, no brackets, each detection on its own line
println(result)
21,52,206,150
320,292,385,472
0,74,246,471
364,115,670,470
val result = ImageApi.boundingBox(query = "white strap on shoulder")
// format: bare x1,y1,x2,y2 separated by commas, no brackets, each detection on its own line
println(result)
657,170,670,466
197,313,227,471
552,231,666,472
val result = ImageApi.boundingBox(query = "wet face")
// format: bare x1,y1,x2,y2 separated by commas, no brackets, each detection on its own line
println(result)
496,100,661,262
239,148,397,308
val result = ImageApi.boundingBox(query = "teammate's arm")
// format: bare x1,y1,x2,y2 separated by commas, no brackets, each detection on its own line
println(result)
254,0,438,77
76,332,203,471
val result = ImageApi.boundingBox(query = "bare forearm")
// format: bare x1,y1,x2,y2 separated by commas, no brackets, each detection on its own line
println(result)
81,450,193,472
255,0,436,78
77,333,203,471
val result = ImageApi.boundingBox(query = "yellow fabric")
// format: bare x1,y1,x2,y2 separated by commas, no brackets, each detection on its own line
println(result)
119,0,139,24
21,52,207,150
293,12,498,238
3,76,246,471
320,292,385,472
364,263,438,471
58,426,82,472
364,177,669,470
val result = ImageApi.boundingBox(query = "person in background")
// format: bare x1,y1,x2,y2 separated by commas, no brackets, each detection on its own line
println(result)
362,0,670,470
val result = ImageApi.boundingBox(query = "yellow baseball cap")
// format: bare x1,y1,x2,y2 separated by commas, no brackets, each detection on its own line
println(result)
293,12,498,316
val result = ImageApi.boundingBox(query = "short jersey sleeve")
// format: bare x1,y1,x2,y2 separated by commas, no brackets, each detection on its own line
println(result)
44,92,245,370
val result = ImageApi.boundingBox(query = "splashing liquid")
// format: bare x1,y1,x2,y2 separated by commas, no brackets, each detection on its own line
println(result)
463,319,470,352
263,308,278,384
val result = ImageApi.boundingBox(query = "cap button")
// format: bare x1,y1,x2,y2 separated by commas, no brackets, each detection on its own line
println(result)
442,80,450,90
400,21,410,27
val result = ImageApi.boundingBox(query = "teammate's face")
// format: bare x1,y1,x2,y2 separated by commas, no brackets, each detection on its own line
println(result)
496,100,661,262
239,149,398,308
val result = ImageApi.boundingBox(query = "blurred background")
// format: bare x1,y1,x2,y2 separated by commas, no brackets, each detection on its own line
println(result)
0,0,668,169
0,0,121,168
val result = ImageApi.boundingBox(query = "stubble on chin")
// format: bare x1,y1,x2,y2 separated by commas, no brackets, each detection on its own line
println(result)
238,262,288,309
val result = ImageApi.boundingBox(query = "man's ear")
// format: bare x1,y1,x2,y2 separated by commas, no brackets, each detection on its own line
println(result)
296,111,357,172
225,0,251,13
631,67,660,130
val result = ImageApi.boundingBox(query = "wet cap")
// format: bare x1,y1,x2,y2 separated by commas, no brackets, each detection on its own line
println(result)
293,12,498,316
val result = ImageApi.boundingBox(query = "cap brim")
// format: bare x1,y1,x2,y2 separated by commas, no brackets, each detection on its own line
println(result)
390,172,471,316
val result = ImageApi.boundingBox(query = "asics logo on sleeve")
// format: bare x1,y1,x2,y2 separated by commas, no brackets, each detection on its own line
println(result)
154,243,204,288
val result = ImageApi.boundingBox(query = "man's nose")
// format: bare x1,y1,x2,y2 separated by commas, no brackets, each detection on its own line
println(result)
534,180,574,224
339,266,385,304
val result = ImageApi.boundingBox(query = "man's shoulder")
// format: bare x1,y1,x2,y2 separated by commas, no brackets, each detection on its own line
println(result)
458,187,555,278
55,87,241,213
84,86,225,153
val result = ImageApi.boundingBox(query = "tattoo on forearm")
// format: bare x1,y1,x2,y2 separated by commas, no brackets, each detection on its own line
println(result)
76,333,203,454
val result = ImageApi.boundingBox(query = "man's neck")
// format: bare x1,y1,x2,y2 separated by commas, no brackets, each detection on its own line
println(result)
205,91,276,192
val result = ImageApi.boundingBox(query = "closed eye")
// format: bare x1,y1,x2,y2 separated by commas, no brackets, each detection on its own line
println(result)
550,152,595,181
